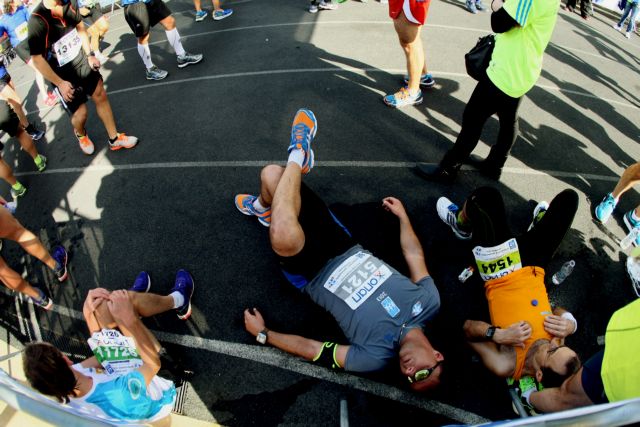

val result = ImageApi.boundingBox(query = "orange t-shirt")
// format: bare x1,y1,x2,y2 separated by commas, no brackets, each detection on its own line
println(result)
485,266,552,379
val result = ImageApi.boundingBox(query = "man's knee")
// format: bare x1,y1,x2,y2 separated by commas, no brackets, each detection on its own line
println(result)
269,220,304,257
161,16,176,30
91,81,107,103
261,164,284,189
627,162,640,180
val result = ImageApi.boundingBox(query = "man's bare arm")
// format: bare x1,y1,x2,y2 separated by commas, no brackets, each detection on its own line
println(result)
381,197,429,282
529,368,593,412
244,308,349,367
107,291,161,386
464,320,517,377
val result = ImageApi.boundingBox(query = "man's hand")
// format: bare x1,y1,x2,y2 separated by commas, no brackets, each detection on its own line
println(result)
57,81,75,102
494,321,532,347
382,197,408,220
107,290,137,327
244,308,266,337
82,287,111,314
88,55,100,71
544,315,575,338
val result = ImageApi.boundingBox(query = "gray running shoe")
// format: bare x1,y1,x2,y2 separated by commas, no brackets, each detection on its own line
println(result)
177,53,203,68
146,66,169,81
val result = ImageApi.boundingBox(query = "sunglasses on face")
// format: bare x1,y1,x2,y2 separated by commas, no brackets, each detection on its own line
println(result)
407,360,442,384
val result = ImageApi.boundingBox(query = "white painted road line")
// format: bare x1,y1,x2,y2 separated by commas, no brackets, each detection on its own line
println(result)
14,160,620,183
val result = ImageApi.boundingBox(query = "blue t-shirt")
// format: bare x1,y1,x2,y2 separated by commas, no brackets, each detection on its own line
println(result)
0,5,30,47
69,364,176,422
304,245,441,372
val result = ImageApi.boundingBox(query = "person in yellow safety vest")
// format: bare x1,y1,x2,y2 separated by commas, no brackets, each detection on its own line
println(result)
525,298,640,411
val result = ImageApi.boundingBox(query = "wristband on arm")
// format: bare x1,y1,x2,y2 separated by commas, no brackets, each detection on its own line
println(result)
561,312,577,334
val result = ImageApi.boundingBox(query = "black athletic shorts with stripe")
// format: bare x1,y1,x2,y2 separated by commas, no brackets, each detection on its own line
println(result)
124,0,172,38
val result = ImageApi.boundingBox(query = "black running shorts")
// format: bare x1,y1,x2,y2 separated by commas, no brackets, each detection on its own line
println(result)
124,0,172,38
0,73,11,92
0,100,20,141
277,183,355,285
14,40,31,64
82,5,104,25
55,62,102,115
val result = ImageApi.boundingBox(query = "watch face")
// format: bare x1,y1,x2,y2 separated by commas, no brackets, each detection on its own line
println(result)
256,333,267,344
486,326,495,338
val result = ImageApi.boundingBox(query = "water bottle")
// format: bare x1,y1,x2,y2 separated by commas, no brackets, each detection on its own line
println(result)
552,260,575,285
620,228,640,250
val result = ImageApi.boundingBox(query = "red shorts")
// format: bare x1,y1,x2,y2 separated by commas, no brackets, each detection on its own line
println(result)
389,0,431,25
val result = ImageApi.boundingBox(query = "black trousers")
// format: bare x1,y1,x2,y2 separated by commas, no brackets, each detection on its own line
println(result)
441,78,522,171
465,187,579,268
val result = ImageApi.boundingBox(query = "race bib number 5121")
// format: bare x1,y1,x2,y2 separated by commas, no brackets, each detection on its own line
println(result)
323,251,392,310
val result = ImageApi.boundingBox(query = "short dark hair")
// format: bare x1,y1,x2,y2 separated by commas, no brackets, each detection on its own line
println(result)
23,343,78,403
541,355,581,388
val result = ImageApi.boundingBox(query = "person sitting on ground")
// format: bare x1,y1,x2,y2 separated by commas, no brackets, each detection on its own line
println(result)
435,187,581,393
23,270,195,422
0,99,47,197
236,109,443,392
0,199,67,309
524,298,640,412
594,161,640,247
121,0,203,80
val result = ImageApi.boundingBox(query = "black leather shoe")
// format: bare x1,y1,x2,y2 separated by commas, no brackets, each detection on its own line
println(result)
414,163,457,183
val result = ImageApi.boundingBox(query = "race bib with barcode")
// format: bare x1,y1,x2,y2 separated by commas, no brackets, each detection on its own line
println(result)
15,22,28,42
473,238,522,281
323,251,392,310
52,29,82,67
87,329,143,376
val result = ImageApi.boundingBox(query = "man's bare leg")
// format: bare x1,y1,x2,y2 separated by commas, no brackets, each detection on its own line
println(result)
393,12,425,94
0,209,57,271
0,257,40,299
269,162,306,257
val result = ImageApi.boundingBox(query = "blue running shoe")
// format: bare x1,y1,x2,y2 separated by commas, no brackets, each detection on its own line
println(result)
595,193,617,224
623,210,640,247
383,87,423,108
213,8,233,20
195,10,208,21
403,73,436,88
172,270,194,320
52,245,68,282
130,271,151,293
234,194,271,227
288,109,317,174
31,287,53,310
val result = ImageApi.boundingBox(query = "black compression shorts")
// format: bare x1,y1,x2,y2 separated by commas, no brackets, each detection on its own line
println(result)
277,183,355,288
124,0,172,38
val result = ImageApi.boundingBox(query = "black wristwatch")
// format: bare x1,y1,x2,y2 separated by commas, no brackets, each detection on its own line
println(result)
485,326,498,340
256,328,269,345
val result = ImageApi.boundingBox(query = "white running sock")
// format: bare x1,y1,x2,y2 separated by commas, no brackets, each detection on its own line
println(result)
165,28,186,57
288,149,305,168
170,291,185,309
253,198,267,212
137,43,154,69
